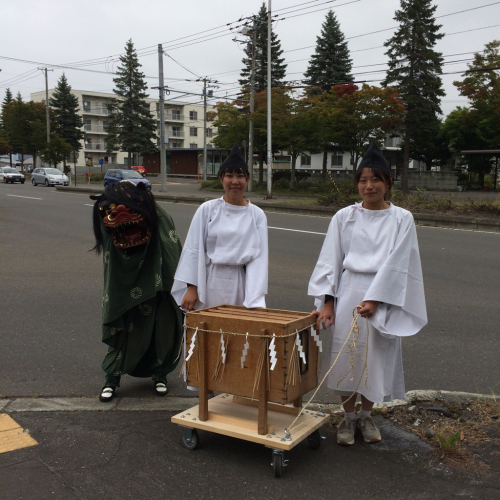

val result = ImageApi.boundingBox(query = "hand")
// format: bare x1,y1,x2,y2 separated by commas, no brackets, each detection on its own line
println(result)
181,285,198,311
311,301,335,330
357,300,380,318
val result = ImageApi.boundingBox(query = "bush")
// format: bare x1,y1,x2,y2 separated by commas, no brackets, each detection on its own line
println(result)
272,178,291,190
273,170,311,182
201,179,223,190
317,181,360,206
89,173,105,181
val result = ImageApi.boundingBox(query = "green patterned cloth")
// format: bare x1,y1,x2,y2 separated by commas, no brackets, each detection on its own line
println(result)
100,203,183,387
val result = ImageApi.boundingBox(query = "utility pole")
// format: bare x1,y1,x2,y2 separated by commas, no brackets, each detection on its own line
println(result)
266,0,273,198
156,44,168,192
198,77,218,182
203,78,207,182
38,67,53,144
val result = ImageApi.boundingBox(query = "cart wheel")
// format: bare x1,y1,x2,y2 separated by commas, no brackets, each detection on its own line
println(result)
182,428,199,450
273,453,284,477
308,429,322,449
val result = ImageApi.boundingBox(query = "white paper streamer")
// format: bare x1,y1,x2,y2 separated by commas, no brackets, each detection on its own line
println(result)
220,330,226,364
185,327,198,361
311,329,323,353
241,333,249,368
269,334,277,371
296,332,306,364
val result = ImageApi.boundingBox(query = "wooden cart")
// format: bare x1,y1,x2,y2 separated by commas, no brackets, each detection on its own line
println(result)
171,305,330,477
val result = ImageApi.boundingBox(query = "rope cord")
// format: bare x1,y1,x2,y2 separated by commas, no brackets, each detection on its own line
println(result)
182,323,317,338
285,307,369,436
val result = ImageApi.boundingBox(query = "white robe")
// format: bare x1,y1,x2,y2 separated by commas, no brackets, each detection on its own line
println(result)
308,203,427,402
172,197,268,309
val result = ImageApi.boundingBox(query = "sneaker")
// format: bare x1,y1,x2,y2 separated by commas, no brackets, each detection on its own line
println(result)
337,417,357,446
358,415,382,443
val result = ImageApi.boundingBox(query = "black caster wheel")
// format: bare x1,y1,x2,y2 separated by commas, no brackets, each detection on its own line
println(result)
308,429,322,449
182,428,199,450
273,453,284,477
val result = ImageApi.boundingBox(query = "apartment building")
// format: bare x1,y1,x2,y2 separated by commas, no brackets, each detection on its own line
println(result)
30,89,216,168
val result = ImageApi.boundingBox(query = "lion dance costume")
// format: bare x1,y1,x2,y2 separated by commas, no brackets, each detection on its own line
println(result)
91,181,183,401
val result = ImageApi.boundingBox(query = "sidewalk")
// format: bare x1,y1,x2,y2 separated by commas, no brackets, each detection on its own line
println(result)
58,182,500,233
1,391,499,500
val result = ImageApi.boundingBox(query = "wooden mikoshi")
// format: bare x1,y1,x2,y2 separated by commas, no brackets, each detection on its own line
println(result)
171,305,330,477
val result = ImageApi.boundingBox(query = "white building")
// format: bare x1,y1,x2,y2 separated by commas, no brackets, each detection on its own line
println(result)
30,89,216,168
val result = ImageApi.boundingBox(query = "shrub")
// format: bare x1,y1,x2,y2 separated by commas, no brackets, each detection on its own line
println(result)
89,173,105,181
201,179,223,190
272,178,291,190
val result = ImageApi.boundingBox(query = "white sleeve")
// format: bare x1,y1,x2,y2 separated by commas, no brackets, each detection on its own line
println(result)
171,203,209,308
365,213,427,337
243,208,268,308
308,212,344,311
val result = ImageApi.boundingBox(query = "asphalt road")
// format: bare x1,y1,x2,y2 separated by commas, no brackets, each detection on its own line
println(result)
1,181,499,400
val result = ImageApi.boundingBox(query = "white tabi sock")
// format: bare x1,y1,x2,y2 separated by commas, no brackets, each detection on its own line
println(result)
359,409,371,419
344,412,357,421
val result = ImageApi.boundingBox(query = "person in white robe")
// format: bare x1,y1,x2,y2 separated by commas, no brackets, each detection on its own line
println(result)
172,144,268,310
309,142,427,446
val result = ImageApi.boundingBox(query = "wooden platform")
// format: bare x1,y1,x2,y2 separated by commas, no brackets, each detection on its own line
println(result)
171,394,330,451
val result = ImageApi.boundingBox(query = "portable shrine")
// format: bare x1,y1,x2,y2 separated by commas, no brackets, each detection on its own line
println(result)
171,305,330,477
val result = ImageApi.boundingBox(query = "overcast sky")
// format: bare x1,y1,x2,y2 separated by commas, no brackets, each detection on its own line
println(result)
1,0,499,117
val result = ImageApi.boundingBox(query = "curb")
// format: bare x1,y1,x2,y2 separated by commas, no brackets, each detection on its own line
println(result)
1,390,497,413
58,186,500,232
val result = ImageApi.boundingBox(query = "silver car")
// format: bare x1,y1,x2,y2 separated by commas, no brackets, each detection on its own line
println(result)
32,168,69,187
0,167,25,184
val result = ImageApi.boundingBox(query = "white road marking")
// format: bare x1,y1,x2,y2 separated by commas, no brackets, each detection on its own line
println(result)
84,204,94,207
6,194,42,200
268,226,326,236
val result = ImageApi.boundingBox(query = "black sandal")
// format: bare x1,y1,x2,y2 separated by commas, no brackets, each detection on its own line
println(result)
99,386,115,402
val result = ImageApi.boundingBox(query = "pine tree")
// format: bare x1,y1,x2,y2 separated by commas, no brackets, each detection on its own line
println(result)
50,74,84,164
106,39,157,167
239,3,287,93
16,92,23,102
382,0,444,188
304,10,353,93
1,89,15,166
2,88,13,107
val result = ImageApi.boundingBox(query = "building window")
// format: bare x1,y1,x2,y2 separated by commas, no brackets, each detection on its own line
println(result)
83,100,91,112
300,155,311,167
171,142,181,148
172,109,181,120
206,128,212,138
190,143,198,149
331,155,343,167
124,157,129,167
189,110,198,121
190,127,198,137
103,120,108,132
84,118,91,131
172,126,181,137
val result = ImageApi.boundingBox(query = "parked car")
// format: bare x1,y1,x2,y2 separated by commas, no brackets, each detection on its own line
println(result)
103,169,152,190
31,168,69,187
0,167,25,184
131,166,147,177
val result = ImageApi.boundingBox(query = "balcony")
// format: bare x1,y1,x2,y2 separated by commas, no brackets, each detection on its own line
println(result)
157,112,184,121
82,106,110,116
166,129,184,138
84,125,108,133
84,142,106,151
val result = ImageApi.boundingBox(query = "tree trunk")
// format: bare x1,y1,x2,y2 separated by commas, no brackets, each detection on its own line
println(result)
258,150,264,185
402,132,410,191
9,152,13,168
322,148,328,181
478,170,485,189
127,151,131,169
291,153,297,189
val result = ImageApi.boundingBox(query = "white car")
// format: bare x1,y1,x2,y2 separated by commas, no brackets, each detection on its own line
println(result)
32,168,69,187
0,167,25,184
